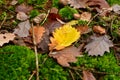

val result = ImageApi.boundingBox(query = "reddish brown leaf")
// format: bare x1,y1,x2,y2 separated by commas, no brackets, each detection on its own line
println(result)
15,3,33,13
0,33,15,46
83,70,96,80
93,26,106,34
29,26,45,44
76,25,91,34
49,46,82,67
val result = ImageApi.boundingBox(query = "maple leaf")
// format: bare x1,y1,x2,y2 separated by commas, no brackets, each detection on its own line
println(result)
83,70,96,80
85,35,113,56
29,26,45,44
49,21,80,50
0,33,15,46
49,46,81,67
14,20,31,37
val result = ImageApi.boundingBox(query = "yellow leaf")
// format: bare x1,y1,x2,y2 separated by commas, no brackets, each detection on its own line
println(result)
49,21,80,50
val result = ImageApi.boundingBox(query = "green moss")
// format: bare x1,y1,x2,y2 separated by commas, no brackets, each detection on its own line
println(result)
52,0,59,8
29,9,40,18
0,45,69,80
74,50,120,79
59,6,78,21
107,0,120,5
0,45,36,80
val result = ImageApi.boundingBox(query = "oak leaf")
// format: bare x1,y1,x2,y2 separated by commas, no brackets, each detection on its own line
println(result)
29,26,45,44
85,35,113,56
49,46,81,67
0,33,15,46
49,21,80,50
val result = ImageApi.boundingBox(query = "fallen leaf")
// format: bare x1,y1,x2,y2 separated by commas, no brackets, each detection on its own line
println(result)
33,13,46,24
0,33,15,46
10,0,18,5
68,0,110,16
14,20,31,37
80,12,91,21
37,29,50,52
74,13,81,19
83,70,96,80
93,26,106,34
76,25,91,34
50,7,58,14
49,22,80,50
68,0,88,8
85,35,113,56
59,0,68,5
112,4,120,14
16,12,29,21
15,3,33,13
49,46,81,67
29,26,45,44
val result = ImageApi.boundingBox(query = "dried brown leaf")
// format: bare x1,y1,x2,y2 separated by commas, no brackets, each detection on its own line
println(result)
83,70,96,80
49,46,81,67
76,25,91,34
85,35,113,56
0,33,15,46
29,26,45,44
15,3,33,13
14,20,31,37
112,4,120,14
80,12,91,21
16,12,29,21
93,26,106,34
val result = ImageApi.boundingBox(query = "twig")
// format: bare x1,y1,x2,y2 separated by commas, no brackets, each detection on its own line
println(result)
68,70,75,80
0,15,7,29
28,70,36,80
32,23,39,80
40,10,50,25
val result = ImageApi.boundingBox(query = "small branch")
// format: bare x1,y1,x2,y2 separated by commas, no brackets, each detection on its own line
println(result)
28,70,36,80
0,15,7,29
69,70,75,80
40,10,50,25
32,23,39,80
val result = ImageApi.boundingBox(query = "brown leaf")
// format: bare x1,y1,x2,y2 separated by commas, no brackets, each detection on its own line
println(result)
49,46,82,67
93,26,106,34
76,25,91,34
37,29,50,52
68,0,110,16
14,20,31,37
0,33,15,46
33,13,46,24
15,3,33,13
80,12,91,21
83,70,96,80
29,26,45,44
85,34,113,56
50,7,58,14
112,4,120,14
16,12,29,21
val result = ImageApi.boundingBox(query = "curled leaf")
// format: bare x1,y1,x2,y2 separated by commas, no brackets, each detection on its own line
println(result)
49,22,80,50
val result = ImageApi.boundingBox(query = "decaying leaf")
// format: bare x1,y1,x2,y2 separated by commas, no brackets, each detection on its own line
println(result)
68,0,88,8
50,7,58,14
33,13,46,24
15,3,33,13
80,12,91,21
85,35,113,56
16,12,29,21
112,4,120,14
76,25,91,34
0,33,15,46
49,21,80,50
10,0,18,5
93,26,106,34
68,0,110,16
29,26,45,44
14,20,31,37
83,70,96,80
49,46,81,67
